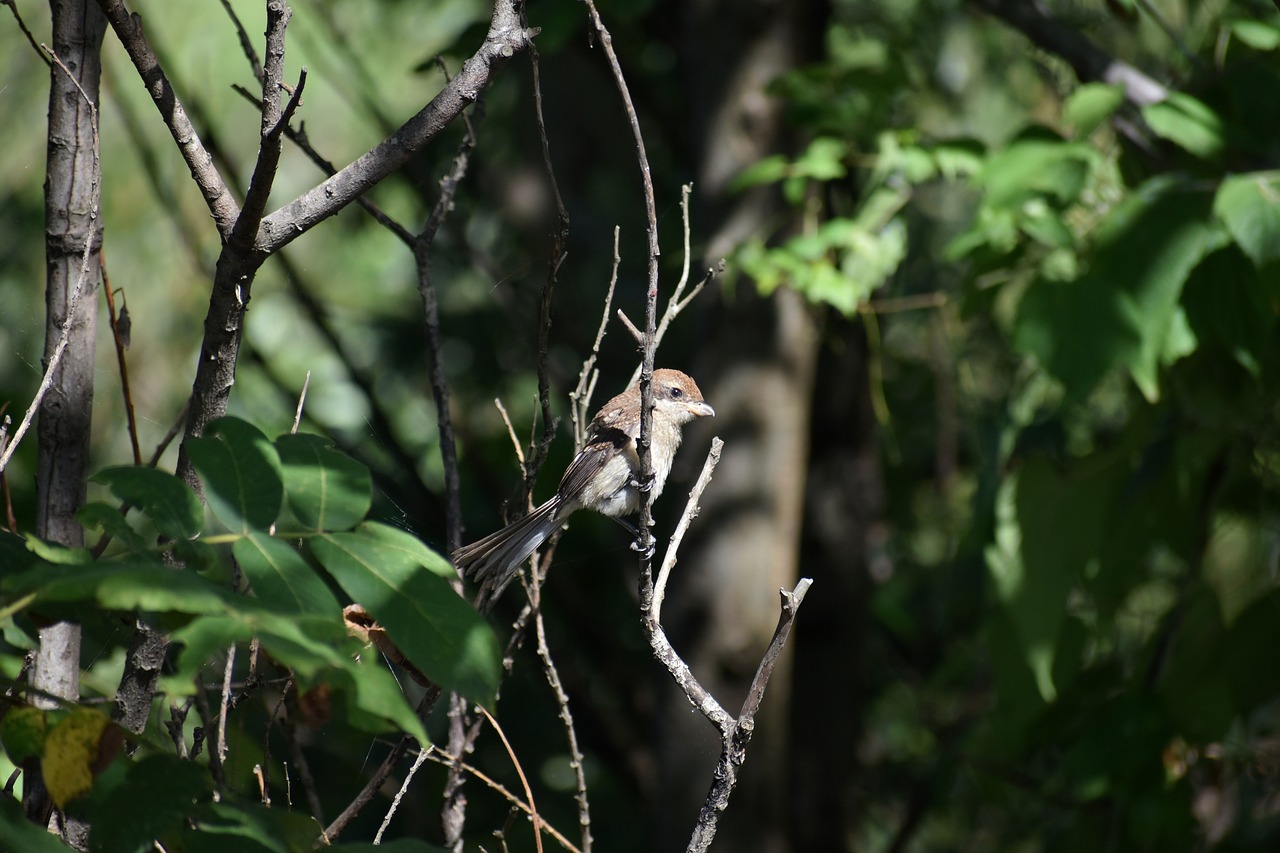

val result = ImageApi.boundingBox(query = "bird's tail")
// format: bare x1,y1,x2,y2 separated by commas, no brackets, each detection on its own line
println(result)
453,497,565,610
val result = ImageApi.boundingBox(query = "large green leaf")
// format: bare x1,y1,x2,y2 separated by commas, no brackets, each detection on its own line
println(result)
3,563,236,616
312,525,500,707
181,801,321,853
187,417,283,534
1015,178,1224,401
92,467,203,542
87,754,213,852
1213,172,1280,268
233,533,341,616
76,502,151,554
274,433,371,532
1142,93,1225,160
163,610,428,744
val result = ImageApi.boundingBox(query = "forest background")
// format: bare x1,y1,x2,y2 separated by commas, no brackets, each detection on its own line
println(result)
2,0,1280,850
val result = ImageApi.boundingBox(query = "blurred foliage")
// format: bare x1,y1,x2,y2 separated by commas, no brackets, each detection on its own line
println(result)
3,0,1280,850
735,0,1280,849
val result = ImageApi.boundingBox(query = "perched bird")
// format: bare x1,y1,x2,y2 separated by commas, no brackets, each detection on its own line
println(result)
454,368,714,609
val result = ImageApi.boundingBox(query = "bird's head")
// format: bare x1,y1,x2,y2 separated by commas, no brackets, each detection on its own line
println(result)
652,368,715,425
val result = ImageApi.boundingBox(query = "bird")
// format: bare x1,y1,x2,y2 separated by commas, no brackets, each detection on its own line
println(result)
454,368,714,610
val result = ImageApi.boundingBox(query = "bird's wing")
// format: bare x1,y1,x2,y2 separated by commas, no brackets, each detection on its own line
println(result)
557,425,633,499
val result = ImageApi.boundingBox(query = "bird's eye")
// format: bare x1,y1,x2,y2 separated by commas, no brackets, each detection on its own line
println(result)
669,386,683,398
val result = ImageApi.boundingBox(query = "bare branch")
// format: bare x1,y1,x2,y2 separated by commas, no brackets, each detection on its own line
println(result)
571,227,620,448
477,705,545,853
686,579,813,852
578,0,661,560
375,745,430,843
533,595,593,852
653,439,723,622
94,0,241,239
254,2,533,255
218,0,263,82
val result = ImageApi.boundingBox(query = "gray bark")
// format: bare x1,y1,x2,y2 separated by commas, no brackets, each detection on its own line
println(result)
27,2,107,842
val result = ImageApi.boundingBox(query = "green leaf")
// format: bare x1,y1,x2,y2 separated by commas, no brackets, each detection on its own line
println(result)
312,526,500,708
1142,93,1225,160
979,134,1095,208
0,794,72,852
234,533,341,615
76,502,151,554
0,531,52,576
187,417,283,534
1213,172,1280,267
730,154,789,191
1015,178,1223,400
182,801,322,853
166,608,429,746
92,467,203,541
87,754,213,852
339,650,431,745
1227,18,1280,51
275,433,371,532
357,521,456,579
1062,83,1125,138
3,563,237,616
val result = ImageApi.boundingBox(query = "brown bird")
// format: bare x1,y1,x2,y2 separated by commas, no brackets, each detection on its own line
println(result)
454,369,714,609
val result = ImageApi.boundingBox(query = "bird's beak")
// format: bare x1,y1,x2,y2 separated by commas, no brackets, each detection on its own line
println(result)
689,401,715,418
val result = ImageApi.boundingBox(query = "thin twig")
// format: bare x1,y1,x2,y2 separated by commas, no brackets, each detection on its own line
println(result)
571,227,620,449
413,85,485,556
95,0,241,238
653,439,723,622
479,704,544,853
686,580,812,852
423,748,583,853
374,743,430,843
323,685,439,842
217,645,235,770
533,601,593,852
0,46,100,477
101,259,142,465
2,0,50,65
578,0,661,559
218,0,263,82
291,371,311,434
495,399,527,470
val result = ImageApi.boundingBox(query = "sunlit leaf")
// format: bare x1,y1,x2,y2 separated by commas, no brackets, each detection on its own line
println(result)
1063,83,1125,138
275,433,371,532
1213,172,1280,267
1015,177,1224,400
234,532,341,615
312,527,500,707
1143,93,1225,160
187,417,283,534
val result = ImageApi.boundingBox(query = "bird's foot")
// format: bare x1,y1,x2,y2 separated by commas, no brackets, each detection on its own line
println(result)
630,472,656,494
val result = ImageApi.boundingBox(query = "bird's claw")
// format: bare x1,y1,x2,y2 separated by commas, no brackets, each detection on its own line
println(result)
629,536,656,559
630,472,656,494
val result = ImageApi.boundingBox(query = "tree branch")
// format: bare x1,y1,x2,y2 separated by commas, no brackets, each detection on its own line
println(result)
94,0,240,239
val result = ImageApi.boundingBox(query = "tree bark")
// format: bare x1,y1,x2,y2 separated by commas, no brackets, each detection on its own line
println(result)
27,1,107,843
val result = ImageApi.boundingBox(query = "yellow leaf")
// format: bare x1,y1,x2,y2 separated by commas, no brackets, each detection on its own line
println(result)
41,708,112,808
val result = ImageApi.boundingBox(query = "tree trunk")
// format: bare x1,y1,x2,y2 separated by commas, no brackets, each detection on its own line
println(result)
656,1,826,849
26,1,107,841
